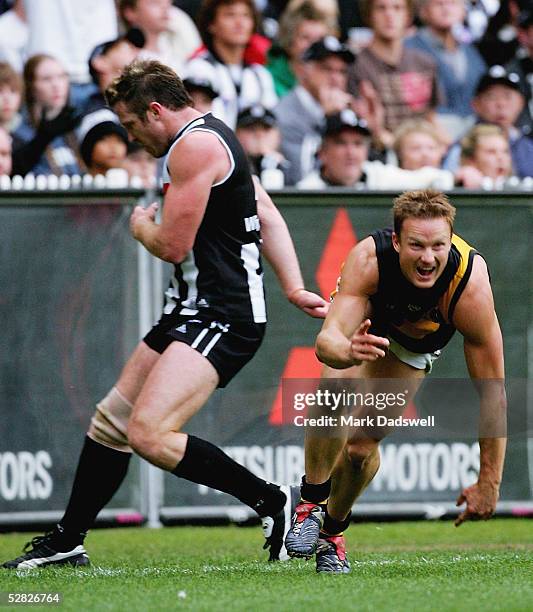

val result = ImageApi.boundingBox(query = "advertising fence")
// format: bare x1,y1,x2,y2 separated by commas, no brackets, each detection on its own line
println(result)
1,189,531,525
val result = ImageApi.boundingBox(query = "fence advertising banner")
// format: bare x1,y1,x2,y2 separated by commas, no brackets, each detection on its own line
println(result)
0,196,142,523
1,191,531,524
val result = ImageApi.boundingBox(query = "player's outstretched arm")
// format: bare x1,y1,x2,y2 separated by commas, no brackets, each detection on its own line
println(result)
254,177,329,319
452,256,507,526
130,131,227,262
315,238,389,369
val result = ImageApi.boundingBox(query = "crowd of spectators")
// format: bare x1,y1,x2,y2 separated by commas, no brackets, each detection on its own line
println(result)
0,0,531,192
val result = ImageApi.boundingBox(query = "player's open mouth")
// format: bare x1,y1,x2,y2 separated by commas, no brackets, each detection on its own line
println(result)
416,266,435,278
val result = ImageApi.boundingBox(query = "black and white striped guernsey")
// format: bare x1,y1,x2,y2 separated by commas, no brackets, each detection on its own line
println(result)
161,112,266,324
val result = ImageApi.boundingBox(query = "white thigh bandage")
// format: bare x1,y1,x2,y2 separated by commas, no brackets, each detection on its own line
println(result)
87,387,133,452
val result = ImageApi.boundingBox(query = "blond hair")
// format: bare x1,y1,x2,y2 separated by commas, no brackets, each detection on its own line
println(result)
393,119,445,165
393,189,456,236
277,1,336,53
460,124,507,163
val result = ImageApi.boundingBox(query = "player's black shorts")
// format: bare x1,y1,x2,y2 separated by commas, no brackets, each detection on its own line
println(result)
143,310,266,387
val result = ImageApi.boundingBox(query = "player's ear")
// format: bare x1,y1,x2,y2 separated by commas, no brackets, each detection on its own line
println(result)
147,101,163,118
392,231,401,253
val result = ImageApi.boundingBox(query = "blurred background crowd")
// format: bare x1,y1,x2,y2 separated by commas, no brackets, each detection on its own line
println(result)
0,0,532,191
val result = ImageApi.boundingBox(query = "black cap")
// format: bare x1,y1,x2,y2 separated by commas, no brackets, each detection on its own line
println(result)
77,109,128,167
518,8,533,29
302,36,355,64
183,76,219,100
88,28,145,84
323,109,371,137
475,65,522,96
236,105,277,129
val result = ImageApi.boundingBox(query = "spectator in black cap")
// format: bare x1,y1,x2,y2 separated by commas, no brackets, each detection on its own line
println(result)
77,109,128,177
298,108,455,190
505,7,533,130
443,65,533,178
274,35,357,185
183,76,219,114
85,28,145,114
236,103,290,188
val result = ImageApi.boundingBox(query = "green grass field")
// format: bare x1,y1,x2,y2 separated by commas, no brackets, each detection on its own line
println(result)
1,519,533,611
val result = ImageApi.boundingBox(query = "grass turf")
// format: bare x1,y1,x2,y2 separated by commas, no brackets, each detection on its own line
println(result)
1,519,533,611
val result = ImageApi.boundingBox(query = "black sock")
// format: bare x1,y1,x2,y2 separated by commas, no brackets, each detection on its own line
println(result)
322,509,352,536
300,475,331,505
172,435,285,517
57,436,131,547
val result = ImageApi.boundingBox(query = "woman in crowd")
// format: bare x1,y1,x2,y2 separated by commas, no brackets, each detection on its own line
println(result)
13,54,82,176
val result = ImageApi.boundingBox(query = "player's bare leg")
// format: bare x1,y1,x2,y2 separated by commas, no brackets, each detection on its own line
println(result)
1,342,161,569
326,354,425,522
115,341,163,404
285,364,360,558
127,342,289,551
327,440,380,521
313,355,425,573
286,353,425,569
127,341,219,469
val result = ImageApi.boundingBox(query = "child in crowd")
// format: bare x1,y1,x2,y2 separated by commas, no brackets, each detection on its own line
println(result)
393,119,447,170
458,123,514,188
77,109,128,177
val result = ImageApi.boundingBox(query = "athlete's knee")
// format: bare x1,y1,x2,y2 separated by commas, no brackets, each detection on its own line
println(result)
127,416,160,460
345,439,379,469
87,387,133,452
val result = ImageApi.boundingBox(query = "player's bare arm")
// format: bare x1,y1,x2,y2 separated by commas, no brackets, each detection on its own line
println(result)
452,256,507,526
253,177,329,319
315,237,389,369
130,131,229,262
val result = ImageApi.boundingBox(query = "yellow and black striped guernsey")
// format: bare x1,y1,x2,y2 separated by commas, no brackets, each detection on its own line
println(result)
369,228,479,354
